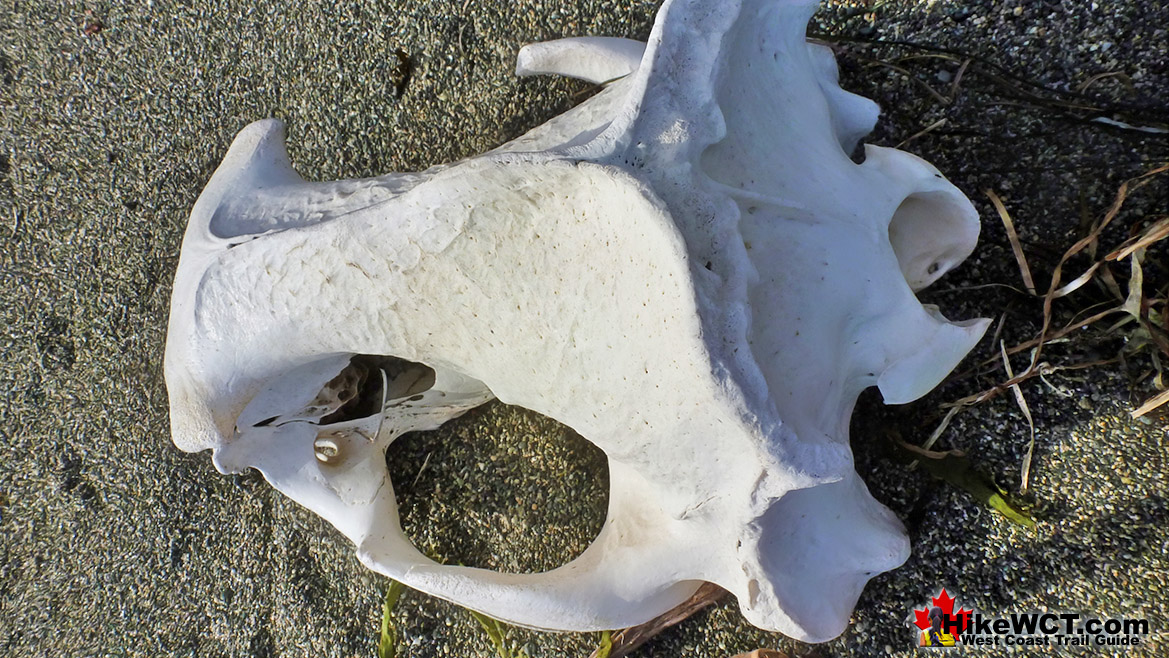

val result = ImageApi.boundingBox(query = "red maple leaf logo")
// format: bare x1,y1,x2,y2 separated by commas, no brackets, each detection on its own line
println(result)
913,588,973,634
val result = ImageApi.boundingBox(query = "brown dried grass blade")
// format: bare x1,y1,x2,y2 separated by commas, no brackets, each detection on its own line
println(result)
860,57,952,105
1107,216,1169,262
1028,165,1168,375
944,167,1168,416
1052,262,1102,298
989,311,1009,351
908,405,963,471
1000,341,1036,494
1098,262,1126,302
1049,215,1169,299
986,189,1036,295
949,58,972,100
953,305,1121,391
1078,189,1099,259
1075,70,1134,94
1105,314,1138,335
895,118,947,149
1132,388,1169,418
892,53,965,64
923,406,962,452
1121,248,1145,319
589,583,728,658
1144,322,1169,359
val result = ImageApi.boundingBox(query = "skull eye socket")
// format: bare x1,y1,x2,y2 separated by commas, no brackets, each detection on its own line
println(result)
385,402,609,574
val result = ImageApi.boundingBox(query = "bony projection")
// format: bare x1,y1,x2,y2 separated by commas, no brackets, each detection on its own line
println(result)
165,0,989,642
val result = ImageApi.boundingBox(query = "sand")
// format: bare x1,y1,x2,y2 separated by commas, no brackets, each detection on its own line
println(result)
0,1,1165,656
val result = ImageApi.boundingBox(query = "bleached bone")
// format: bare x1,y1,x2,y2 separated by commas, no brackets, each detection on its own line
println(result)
515,36,647,84
165,0,988,642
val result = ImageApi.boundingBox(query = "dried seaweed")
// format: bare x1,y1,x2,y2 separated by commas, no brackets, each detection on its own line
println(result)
892,434,1036,528
812,35,1169,131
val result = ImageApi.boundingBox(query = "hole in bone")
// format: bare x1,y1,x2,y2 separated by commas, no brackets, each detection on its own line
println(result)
253,415,279,428
847,140,866,165
243,354,438,430
886,191,975,291
317,355,436,426
385,400,609,574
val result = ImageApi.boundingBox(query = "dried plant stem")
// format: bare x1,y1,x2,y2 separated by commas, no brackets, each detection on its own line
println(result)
1000,341,1036,494
1132,388,1169,418
948,164,1169,410
587,584,727,658
986,188,1036,295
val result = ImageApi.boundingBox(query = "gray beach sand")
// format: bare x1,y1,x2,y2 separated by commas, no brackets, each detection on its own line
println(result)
1,1,1166,656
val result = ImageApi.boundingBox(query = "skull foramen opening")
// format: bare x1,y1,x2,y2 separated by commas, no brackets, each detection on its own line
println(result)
164,0,988,642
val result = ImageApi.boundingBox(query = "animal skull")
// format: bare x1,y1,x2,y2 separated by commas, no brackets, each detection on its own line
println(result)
165,0,988,642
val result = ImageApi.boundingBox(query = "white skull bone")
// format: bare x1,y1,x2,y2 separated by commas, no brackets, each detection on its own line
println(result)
164,0,989,642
